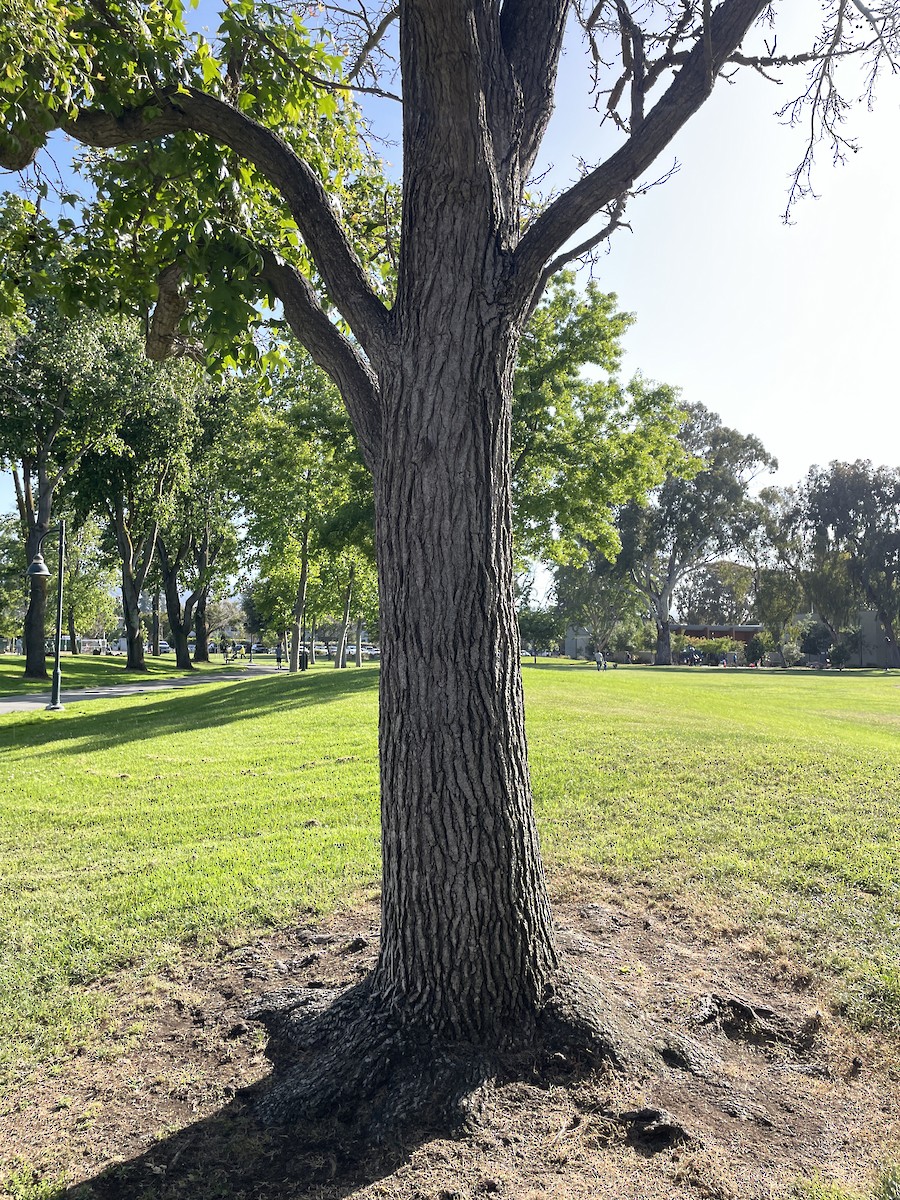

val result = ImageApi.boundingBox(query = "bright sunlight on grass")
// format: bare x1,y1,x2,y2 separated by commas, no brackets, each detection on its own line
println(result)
0,654,233,698
0,662,897,1081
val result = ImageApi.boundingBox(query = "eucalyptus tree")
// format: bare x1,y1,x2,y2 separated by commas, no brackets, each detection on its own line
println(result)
617,404,775,664
3,0,899,1122
553,555,645,655
752,485,862,639
801,461,900,667
674,562,755,627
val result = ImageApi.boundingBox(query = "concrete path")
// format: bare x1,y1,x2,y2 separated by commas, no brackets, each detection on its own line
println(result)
0,663,286,715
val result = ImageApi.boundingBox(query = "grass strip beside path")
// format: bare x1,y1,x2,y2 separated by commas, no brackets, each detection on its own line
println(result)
0,662,897,1081
0,654,235,698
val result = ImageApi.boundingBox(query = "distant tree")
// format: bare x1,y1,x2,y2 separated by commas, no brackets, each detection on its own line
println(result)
512,274,686,563
674,561,754,626
60,517,118,653
752,485,861,637
0,286,133,677
617,404,775,664
554,556,645,656
0,513,26,651
752,568,806,666
516,605,566,663
71,341,199,670
800,461,900,667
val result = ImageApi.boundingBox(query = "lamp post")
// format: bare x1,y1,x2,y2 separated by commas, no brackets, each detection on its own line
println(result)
25,520,66,712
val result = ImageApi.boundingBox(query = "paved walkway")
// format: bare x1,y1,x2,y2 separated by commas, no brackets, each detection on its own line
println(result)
0,663,285,715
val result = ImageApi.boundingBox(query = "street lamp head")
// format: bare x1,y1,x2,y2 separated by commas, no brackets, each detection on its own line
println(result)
26,553,51,578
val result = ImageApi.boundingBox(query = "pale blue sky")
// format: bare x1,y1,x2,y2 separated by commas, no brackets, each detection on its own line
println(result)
3,2,898,515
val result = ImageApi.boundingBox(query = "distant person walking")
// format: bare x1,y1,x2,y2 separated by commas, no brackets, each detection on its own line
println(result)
594,650,606,671
275,641,283,670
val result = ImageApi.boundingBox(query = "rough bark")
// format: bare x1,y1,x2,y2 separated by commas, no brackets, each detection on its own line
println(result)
655,618,672,666
51,0,787,1124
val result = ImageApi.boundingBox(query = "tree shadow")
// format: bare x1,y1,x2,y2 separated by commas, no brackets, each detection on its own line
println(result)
0,670,381,759
59,1083,430,1200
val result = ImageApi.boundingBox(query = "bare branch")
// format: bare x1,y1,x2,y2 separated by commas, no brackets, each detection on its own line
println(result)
532,192,630,308
347,5,400,81
512,0,769,307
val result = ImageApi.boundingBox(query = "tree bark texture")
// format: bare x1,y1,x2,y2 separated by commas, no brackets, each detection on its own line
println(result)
54,0,780,1073
370,250,557,1039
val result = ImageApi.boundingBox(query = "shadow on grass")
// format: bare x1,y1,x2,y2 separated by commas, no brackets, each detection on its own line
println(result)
0,670,380,758
61,1088,424,1200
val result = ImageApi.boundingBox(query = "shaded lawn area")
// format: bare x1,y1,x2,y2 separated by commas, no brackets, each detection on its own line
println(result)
0,654,234,697
0,662,897,1080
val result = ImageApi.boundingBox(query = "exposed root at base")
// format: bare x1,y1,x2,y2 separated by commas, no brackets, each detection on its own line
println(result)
247,966,714,1135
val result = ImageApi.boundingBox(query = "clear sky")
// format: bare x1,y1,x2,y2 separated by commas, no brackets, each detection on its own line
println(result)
2,2,898,516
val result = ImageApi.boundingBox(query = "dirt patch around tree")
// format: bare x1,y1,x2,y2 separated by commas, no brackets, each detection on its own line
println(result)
2,881,898,1200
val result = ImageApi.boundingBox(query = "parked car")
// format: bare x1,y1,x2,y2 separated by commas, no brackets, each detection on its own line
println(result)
157,640,171,654
252,643,267,654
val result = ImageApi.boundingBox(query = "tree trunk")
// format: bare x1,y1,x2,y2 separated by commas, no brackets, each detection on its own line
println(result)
23,569,49,679
121,569,146,671
369,311,557,1041
309,621,317,665
112,503,154,672
157,534,195,671
655,619,672,665
334,563,354,669
289,525,310,673
151,590,161,656
67,606,78,655
355,617,363,667
193,588,210,663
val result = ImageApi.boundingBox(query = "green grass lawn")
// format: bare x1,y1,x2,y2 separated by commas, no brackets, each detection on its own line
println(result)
0,662,897,1081
0,654,234,697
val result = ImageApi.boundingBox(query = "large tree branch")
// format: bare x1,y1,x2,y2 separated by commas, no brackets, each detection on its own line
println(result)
510,0,768,307
64,88,391,361
260,251,382,472
498,0,569,178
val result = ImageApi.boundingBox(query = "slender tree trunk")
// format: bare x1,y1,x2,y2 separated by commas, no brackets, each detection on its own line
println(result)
67,606,78,655
112,503,154,672
369,310,557,1040
22,497,52,680
309,621,317,665
157,534,195,671
193,588,211,663
151,590,161,656
355,617,363,667
23,567,49,678
121,570,146,671
334,563,354,669
289,524,310,673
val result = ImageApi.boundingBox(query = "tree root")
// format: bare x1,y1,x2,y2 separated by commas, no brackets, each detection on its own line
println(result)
247,969,821,1139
